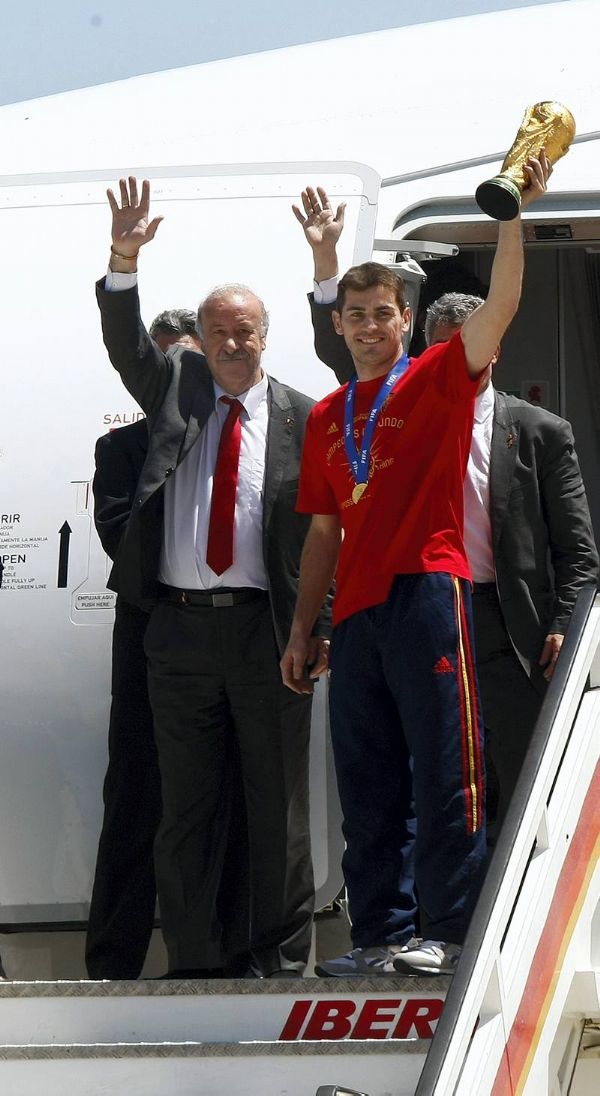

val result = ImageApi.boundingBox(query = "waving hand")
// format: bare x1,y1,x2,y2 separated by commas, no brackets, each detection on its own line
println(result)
107,177,163,261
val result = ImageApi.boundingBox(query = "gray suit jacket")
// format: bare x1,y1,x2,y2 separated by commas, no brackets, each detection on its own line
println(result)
96,282,331,654
309,296,599,661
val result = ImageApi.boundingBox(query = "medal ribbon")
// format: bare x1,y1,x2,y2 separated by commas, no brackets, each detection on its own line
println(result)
344,353,410,491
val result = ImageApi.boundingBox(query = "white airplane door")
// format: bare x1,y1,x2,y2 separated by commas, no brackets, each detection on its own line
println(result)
0,161,379,921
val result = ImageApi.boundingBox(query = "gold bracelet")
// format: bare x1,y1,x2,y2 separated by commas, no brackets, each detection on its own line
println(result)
110,245,139,260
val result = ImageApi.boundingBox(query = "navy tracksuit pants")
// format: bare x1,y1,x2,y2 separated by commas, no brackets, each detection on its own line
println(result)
329,573,487,948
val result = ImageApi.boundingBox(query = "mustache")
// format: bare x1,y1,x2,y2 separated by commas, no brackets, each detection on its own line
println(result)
217,350,249,361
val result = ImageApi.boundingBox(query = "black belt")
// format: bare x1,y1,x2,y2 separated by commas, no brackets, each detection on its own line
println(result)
472,582,497,595
158,584,268,608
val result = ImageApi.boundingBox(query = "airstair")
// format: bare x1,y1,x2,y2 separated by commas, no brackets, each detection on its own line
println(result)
0,590,598,1096
418,585,600,1096
0,974,443,1095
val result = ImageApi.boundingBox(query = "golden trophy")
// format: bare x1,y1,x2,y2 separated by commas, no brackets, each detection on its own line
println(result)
476,102,576,220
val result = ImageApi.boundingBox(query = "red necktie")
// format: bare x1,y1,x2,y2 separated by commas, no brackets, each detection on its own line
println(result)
206,396,244,576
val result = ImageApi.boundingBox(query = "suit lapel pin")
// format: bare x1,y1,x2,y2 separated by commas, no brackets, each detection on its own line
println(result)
506,432,516,448
286,417,294,425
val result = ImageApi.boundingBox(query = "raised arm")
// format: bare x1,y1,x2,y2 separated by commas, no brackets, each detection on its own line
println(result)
292,185,345,282
97,177,172,414
293,185,355,383
461,152,551,377
107,176,163,272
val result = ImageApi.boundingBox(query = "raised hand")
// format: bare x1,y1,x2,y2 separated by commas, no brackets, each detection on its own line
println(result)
520,150,552,210
292,185,346,252
107,177,163,259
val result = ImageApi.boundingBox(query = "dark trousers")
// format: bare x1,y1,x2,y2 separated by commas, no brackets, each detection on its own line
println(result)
144,594,314,975
472,586,545,833
86,597,162,979
329,573,487,948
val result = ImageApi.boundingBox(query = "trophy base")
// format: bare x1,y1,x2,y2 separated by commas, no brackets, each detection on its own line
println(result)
475,177,522,221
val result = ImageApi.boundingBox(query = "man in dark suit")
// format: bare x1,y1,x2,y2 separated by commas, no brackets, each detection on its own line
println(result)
85,416,158,980
295,186,598,829
86,310,203,981
423,294,598,828
95,176,330,979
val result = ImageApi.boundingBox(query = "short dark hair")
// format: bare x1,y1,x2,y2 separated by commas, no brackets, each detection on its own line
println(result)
149,308,197,340
336,262,408,315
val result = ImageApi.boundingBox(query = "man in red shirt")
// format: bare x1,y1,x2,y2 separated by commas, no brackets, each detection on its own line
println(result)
281,154,550,976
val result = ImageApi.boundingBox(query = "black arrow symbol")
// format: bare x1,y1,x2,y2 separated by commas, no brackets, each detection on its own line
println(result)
57,521,72,588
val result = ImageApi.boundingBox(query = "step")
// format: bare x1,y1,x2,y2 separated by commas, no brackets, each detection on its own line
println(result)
0,975,448,1045
0,1038,430,1096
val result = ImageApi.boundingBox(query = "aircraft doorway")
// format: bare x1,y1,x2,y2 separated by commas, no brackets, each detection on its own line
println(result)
390,201,600,548
438,244,600,548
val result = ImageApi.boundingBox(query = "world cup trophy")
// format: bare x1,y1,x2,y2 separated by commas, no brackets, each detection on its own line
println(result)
476,102,575,220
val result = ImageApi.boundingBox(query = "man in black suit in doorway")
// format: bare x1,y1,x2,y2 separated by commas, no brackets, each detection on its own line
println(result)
86,309,203,981
95,177,330,978
86,415,155,980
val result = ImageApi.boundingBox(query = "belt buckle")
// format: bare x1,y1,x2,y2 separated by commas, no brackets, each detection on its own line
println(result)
212,592,234,607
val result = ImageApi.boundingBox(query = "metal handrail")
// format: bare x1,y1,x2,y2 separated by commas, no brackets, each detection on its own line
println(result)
414,583,598,1095
381,130,600,189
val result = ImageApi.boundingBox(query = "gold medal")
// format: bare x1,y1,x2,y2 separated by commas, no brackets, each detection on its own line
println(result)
345,355,409,509
352,482,367,504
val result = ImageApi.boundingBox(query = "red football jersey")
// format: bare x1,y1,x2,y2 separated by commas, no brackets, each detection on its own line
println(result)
297,332,478,626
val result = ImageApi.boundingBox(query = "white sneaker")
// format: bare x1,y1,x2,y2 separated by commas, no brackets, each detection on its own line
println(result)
315,938,421,977
392,939,462,975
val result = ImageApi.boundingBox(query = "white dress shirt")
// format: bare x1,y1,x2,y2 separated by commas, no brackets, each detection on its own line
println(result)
159,375,269,590
105,269,269,589
463,383,495,582
313,276,338,305
105,269,138,292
